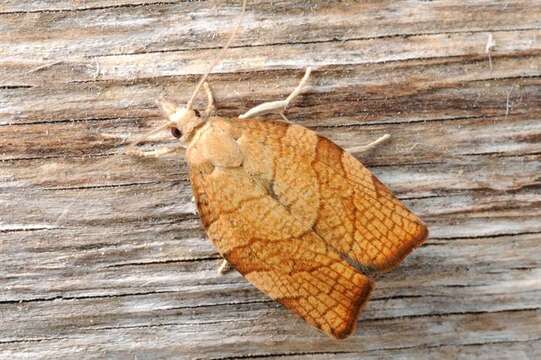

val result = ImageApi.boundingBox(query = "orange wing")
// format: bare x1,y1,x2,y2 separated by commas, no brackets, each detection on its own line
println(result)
310,133,428,271
189,118,427,338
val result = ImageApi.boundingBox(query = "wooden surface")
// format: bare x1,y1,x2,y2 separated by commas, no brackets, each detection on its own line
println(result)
1,0,540,359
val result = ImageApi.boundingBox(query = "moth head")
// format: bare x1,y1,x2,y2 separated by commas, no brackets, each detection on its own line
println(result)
158,99,205,145
126,0,246,154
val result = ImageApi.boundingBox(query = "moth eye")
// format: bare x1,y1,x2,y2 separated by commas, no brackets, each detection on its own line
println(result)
193,109,201,117
170,127,182,139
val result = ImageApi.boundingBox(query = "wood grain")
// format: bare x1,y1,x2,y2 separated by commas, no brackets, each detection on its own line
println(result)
1,0,540,359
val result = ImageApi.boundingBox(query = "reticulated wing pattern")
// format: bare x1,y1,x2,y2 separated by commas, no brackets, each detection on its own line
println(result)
189,118,427,338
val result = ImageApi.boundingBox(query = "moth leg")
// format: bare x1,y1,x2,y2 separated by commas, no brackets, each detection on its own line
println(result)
190,196,198,215
203,82,216,118
347,134,391,154
218,259,233,274
239,67,312,119
279,112,292,123
126,143,186,158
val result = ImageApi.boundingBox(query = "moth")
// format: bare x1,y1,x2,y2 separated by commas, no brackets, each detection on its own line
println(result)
127,2,428,339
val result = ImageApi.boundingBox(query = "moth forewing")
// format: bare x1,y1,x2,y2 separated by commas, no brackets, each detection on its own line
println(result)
186,117,428,338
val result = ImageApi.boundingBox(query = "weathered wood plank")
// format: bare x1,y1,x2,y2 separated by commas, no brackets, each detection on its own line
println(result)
1,309,540,359
1,0,540,359
4,28,540,86
3,0,539,60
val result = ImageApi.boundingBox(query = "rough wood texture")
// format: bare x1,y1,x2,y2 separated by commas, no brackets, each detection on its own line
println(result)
1,0,540,359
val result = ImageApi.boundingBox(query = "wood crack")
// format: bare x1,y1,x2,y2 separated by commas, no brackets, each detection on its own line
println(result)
0,337,70,345
103,255,222,268
0,85,34,89
0,1,192,15
67,27,541,59
0,116,147,128
42,180,179,192
202,335,541,360
429,230,541,241
0,226,61,233
370,307,541,323
0,290,181,305
204,351,355,360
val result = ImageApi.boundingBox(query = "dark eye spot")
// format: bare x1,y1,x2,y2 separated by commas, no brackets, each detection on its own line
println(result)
193,109,201,117
171,127,182,138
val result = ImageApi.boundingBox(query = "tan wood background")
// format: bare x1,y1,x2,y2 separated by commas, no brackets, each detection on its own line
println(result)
1,1,540,359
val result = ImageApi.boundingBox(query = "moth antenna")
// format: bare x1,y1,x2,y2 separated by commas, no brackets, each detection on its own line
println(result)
125,121,175,153
123,0,248,153
185,0,248,110
36,2,249,246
